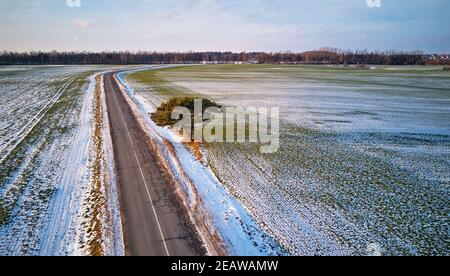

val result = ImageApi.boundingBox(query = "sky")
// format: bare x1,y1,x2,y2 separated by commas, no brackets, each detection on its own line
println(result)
0,0,449,53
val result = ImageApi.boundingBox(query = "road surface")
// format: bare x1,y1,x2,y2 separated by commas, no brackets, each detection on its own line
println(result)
103,72,199,256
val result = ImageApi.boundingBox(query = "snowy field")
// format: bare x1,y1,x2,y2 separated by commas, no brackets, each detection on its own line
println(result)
118,68,286,256
128,65,450,256
0,66,123,256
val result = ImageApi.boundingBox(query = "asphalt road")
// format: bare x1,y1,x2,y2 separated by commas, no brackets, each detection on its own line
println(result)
103,72,198,256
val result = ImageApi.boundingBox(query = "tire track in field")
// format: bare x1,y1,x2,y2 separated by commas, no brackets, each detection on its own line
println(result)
0,77,76,165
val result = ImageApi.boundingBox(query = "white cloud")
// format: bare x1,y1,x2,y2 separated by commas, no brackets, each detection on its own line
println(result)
1,0,448,52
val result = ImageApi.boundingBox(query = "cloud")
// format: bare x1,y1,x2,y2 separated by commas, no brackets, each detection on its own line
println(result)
1,0,449,52
73,19,89,28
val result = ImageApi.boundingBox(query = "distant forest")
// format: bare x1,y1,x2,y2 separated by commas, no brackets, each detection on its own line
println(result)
1,48,449,65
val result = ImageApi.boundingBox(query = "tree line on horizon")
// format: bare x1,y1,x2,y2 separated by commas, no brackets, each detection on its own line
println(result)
0,48,448,65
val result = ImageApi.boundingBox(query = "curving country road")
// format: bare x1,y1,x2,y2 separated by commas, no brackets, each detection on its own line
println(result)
103,72,199,256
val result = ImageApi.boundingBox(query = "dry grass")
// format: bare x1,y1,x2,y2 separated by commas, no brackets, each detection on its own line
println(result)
0,201,7,225
185,142,204,163
82,75,107,256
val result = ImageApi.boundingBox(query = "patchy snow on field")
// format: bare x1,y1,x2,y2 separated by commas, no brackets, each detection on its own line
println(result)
127,65,450,256
38,73,96,255
117,70,287,256
0,66,123,256
0,66,107,160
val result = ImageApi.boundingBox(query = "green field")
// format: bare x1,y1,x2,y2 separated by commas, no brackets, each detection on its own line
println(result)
128,65,450,255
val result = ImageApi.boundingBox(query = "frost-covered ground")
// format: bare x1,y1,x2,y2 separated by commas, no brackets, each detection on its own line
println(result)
0,66,123,256
0,66,104,160
118,68,287,256
128,65,450,256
